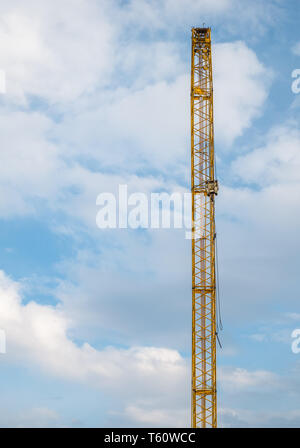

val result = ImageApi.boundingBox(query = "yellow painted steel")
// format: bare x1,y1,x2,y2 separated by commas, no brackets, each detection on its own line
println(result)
191,27,218,428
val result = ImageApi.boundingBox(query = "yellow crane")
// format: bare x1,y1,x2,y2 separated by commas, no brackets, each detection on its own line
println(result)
190,27,218,428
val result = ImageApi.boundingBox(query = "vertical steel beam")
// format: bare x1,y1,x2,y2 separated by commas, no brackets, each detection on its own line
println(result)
191,27,218,428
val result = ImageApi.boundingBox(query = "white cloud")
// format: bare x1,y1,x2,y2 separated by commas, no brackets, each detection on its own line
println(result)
0,0,296,428
232,124,300,185
0,0,113,104
0,0,272,222
221,123,300,238
292,41,300,56
0,406,60,428
97,75,189,167
121,404,188,427
117,40,185,87
53,74,189,173
118,0,279,37
250,333,266,342
54,40,270,177
213,41,271,146
0,110,62,203
2,269,300,427
17,407,60,428
211,122,300,322
0,270,187,422
219,366,280,392
54,228,191,350
0,105,175,223
1,0,271,107
118,0,232,31
286,313,300,321
0,108,82,219
220,407,300,428
219,407,247,427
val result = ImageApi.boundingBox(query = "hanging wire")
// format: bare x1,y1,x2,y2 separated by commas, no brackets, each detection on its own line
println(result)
214,220,223,350
214,164,223,347
216,331,222,349
213,139,223,347
215,224,223,332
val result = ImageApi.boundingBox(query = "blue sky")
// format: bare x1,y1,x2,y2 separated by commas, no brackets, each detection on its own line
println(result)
0,0,299,427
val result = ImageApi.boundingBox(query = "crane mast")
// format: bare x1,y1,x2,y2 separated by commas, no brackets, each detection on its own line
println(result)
191,27,218,428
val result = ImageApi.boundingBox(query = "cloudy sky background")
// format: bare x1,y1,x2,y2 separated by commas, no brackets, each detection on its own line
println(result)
0,0,299,427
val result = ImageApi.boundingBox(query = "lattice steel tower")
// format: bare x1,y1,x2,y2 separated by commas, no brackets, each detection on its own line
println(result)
191,27,218,428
